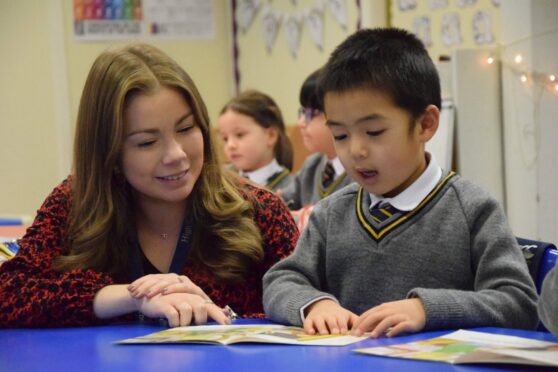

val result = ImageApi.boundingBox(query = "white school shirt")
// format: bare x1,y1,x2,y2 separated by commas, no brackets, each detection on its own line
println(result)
241,158,284,185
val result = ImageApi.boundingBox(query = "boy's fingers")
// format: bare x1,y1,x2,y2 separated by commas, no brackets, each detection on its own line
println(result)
371,315,404,338
303,318,316,335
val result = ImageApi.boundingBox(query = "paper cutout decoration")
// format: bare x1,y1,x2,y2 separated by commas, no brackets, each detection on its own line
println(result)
306,5,324,51
327,0,347,29
491,0,501,7
413,16,432,47
441,13,462,47
456,0,477,7
427,0,448,10
472,10,494,45
262,6,282,53
284,14,303,58
237,0,261,33
397,0,417,12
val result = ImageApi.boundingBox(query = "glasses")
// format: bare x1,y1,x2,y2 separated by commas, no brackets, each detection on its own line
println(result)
298,107,321,124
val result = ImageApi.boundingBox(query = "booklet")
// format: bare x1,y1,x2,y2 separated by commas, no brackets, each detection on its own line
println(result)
354,329,558,367
118,324,367,346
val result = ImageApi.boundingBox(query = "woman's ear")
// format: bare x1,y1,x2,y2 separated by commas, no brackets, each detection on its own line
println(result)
418,104,440,143
266,127,279,147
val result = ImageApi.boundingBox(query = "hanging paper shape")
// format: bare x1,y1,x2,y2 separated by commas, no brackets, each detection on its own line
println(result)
237,0,261,33
441,13,462,47
327,0,347,30
284,14,303,58
397,0,416,12
262,6,282,54
472,10,494,45
306,5,324,51
413,16,432,47
427,0,447,10
491,0,501,7
456,0,476,7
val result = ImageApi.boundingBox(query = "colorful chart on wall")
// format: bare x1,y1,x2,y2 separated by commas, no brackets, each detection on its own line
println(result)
73,0,214,41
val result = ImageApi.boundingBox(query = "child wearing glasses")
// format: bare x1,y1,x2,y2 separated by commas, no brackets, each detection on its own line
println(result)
264,28,537,336
279,69,354,217
218,90,294,192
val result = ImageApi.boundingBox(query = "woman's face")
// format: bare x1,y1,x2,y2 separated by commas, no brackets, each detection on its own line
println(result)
120,87,204,207
217,109,277,172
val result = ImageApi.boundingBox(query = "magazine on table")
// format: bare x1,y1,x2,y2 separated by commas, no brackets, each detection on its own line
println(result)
354,329,558,367
118,324,367,346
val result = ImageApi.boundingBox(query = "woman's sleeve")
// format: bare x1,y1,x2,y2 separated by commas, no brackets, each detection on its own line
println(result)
0,179,115,327
252,187,299,269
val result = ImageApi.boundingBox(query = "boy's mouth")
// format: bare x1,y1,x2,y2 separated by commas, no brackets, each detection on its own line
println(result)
357,169,378,178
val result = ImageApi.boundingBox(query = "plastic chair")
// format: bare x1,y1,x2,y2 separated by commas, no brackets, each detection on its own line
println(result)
517,237,558,332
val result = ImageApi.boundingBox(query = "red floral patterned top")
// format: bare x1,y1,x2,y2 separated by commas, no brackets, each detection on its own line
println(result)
0,178,298,327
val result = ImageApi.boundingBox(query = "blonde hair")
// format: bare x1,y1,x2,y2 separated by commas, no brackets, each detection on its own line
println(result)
54,44,263,283
220,90,293,170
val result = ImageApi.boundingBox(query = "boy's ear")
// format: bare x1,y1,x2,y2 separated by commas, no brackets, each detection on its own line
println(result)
417,104,439,143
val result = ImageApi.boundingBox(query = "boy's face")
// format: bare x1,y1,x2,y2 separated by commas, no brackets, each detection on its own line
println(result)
297,110,337,159
324,88,438,197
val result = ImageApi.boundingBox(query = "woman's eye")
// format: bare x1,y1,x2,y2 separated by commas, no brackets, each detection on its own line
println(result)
137,140,156,147
177,126,192,133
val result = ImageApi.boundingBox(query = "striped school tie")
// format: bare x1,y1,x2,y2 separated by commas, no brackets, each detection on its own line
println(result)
369,203,398,224
321,161,335,188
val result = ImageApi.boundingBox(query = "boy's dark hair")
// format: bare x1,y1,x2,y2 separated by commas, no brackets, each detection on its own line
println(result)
299,68,324,111
318,28,441,118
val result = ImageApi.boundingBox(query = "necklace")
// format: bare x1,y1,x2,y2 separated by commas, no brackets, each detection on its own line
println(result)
160,233,169,240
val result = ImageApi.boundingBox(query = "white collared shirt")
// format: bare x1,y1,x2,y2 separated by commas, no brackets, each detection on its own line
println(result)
369,153,442,212
241,158,284,185
328,156,345,179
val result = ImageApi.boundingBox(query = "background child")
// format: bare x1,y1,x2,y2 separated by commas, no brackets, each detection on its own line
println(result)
279,69,354,212
218,90,294,191
263,28,538,337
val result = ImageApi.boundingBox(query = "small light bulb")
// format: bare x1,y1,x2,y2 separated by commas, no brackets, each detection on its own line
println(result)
520,74,527,83
487,56,495,64
549,74,556,82
514,54,523,64
555,84,558,92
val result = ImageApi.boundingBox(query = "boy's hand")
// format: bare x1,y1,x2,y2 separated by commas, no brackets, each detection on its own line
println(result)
351,298,426,337
304,299,359,335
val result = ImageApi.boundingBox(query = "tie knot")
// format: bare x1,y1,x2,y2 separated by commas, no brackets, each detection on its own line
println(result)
322,162,335,188
369,202,398,223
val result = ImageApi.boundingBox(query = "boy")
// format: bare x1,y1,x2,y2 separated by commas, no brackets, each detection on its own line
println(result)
280,69,354,212
263,28,538,337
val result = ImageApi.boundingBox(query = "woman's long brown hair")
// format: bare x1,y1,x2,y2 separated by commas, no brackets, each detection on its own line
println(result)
53,44,263,283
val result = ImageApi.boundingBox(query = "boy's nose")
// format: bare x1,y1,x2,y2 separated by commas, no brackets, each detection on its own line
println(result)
350,138,368,158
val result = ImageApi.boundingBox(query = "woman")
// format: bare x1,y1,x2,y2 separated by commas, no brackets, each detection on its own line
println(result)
0,44,298,328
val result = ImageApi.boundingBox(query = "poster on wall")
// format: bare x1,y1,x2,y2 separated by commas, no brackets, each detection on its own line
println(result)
73,0,214,41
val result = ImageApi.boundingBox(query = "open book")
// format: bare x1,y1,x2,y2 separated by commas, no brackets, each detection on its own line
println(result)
118,324,367,346
354,329,558,367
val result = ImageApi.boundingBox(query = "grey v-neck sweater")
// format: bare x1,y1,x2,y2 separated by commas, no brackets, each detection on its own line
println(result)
263,171,538,330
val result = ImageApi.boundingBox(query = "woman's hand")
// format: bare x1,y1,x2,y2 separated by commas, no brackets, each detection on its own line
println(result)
128,273,209,300
136,292,230,327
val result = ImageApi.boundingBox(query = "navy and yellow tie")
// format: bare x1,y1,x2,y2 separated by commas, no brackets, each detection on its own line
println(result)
321,162,335,188
369,203,398,224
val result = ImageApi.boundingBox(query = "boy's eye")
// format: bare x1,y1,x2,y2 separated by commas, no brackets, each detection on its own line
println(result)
333,134,347,141
366,129,385,137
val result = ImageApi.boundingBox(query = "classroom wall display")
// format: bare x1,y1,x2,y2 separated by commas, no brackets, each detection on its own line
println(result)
73,0,214,41
391,0,500,61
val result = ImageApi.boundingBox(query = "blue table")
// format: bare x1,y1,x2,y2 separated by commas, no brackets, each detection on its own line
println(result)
1,319,556,371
